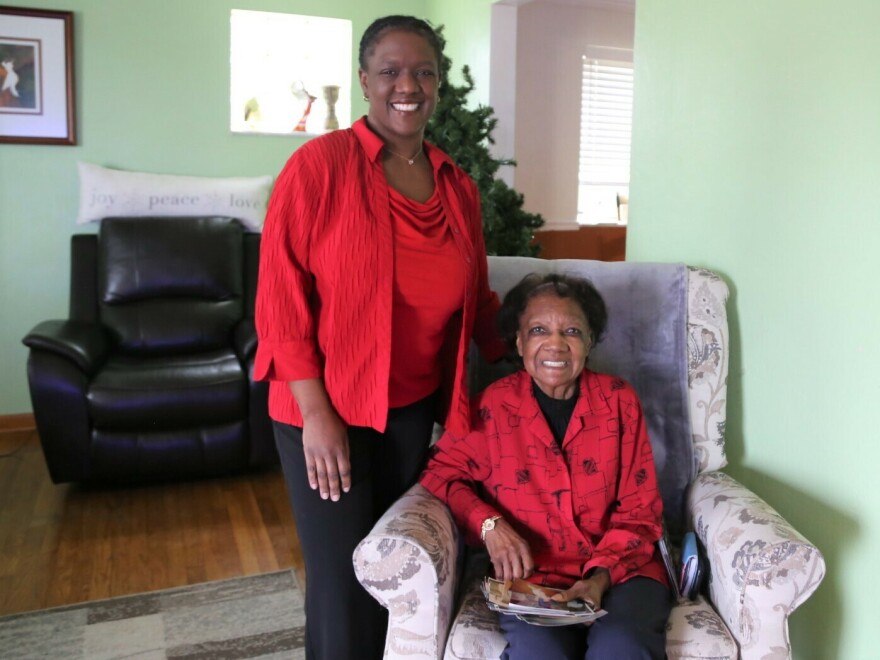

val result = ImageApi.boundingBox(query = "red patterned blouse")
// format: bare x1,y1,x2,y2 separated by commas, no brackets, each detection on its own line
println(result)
420,368,668,588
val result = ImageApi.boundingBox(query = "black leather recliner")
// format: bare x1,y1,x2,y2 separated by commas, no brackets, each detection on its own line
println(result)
22,216,277,483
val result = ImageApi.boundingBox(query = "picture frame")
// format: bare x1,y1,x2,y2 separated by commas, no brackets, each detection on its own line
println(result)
0,6,75,145
229,9,351,136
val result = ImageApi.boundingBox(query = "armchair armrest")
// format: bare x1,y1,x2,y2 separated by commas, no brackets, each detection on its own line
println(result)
234,318,257,362
689,471,826,659
22,320,109,375
354,484,460,660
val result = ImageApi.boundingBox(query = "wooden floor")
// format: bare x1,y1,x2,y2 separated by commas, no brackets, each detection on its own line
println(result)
0,429,305,616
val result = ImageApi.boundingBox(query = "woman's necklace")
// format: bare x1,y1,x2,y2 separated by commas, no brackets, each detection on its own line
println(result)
385,144,423,165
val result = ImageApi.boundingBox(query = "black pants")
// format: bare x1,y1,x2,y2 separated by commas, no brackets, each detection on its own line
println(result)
500,577,671,660
273,392,437,660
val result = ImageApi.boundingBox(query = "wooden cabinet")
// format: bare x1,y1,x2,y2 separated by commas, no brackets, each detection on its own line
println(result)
533,224,626,261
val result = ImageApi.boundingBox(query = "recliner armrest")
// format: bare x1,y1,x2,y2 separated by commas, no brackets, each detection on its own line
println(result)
688,471,826,659
354,484,460,660
22,320,110,375
233,318,257,362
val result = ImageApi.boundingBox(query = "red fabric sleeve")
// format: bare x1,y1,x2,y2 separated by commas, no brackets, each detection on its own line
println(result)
581,391,665,584
419,429,501,546
254,151,323,383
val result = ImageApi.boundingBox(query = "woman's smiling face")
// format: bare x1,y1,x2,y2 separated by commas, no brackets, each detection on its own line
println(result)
516,292,592,400
358,28,439,147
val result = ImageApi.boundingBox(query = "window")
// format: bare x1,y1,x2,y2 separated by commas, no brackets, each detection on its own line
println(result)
230,10,351,136
576,53,633,225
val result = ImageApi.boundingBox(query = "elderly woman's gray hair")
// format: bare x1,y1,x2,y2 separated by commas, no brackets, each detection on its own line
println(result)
496,273,608,360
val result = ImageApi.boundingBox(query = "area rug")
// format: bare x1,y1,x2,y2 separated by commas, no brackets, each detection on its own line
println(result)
0,570,305,659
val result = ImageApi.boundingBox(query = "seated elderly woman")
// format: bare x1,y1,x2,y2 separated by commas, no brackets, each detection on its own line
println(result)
419,273,671,660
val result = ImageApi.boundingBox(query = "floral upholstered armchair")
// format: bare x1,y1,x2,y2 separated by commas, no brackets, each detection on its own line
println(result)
353,257,825,660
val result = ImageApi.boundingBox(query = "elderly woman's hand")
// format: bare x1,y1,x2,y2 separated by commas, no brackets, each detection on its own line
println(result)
549,568,611,610
484,518,535,581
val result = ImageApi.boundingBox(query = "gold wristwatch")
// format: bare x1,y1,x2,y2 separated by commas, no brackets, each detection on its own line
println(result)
481,515,502,542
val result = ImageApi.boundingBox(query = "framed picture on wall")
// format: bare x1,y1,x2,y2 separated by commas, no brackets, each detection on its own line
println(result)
229,9,352,136
0,6,76,145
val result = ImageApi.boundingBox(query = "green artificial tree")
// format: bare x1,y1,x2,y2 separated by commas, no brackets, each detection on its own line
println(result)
425,33,544,256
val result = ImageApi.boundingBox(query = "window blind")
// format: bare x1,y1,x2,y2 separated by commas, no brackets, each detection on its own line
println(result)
577,56,633,224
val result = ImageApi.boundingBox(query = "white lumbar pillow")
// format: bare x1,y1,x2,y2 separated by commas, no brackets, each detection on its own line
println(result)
77,162,273,232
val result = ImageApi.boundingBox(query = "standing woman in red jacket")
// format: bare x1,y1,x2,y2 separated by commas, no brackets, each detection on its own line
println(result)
254,15,505,660
420,273,671,660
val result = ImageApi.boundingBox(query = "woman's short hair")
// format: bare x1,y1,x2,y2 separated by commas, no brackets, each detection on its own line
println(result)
359,15,443,70
497,273,608,359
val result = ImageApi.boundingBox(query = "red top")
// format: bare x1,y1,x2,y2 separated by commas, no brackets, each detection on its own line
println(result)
388,187,465,407
254,117,506,434
420,369,668,589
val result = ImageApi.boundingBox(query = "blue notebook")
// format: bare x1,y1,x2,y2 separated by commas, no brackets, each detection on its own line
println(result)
678,532,705,600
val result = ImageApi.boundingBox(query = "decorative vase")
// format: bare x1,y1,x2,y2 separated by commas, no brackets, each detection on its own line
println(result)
323,85,340,131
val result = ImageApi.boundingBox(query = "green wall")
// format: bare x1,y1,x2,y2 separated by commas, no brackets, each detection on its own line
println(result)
0,0,425,414
629,1,880,658
426,0,494,106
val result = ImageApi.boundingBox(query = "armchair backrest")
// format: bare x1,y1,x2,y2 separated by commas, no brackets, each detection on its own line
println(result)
472,257,730,535
75,216,250,356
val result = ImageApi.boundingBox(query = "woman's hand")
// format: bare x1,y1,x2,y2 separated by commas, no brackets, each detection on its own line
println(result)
484,518,535,581
301,408,350,501
549,568,611,610
290,379,351,501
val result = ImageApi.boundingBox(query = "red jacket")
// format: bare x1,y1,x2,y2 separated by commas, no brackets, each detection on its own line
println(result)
420,369,668,588
255,117,505,433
